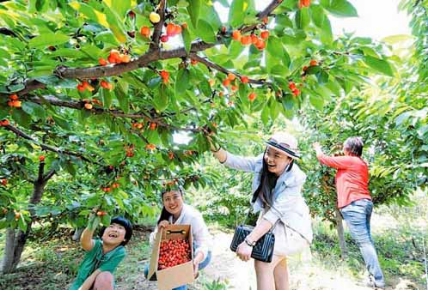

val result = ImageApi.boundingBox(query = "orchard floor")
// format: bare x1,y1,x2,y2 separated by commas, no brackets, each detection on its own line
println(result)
1,203,425,290
125,228,363,290
123,221,422,290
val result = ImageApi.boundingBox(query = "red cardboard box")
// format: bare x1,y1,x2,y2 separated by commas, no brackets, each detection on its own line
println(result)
147,224,194,289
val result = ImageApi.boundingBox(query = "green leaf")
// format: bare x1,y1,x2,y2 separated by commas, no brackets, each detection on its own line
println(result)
320,17,333,44
266,36,285,60
0,110,9,120
314,85,332,100
228,41,245,59
100,88,113,109
270,65,289,78
34,75,61,86
69,1,127,43
116,80,129,112
321,0,358,18
316,70,329,84
325,77,343,96
12,110,32,128
65,160,76,176
199,79,212,97
17,215,27,232
154,84,169,112
197,19,217,43
275,13,293,28
311,5,326,28
52,114,71,130
28,66,56,78
295,8,310,29
309,93,324,110
175,69,190,94
34,0,48,13
0,84,25,93
261,105,270,126
95,31,120,46
281,96,296,112
269,99,280,120
182,26,192,53
108,0,131,18
363,55,394,77
305,66,321,75
100,214,111,226
187,0,201,27
229,0,245,27
28,32,70,48
382,34,414,44
21,102,46,119
199,3,223,29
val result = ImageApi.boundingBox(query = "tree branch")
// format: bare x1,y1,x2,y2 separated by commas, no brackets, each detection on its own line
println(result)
11,0,283,100
149,0,167,51
2,124,101,165
189,53,266,86
0,27,18,37
43,168,56,181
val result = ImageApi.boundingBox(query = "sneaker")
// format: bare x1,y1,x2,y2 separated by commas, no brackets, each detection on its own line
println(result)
366,276,385,290
366,282,385,290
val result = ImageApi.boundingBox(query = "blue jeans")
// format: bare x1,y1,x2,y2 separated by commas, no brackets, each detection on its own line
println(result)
340,199,385,287
144,251,212,290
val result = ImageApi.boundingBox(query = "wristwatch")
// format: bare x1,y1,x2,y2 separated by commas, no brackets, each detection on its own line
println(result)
244,237,256,247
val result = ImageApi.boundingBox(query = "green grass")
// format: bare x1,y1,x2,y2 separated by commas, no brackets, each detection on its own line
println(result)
305,200,428,289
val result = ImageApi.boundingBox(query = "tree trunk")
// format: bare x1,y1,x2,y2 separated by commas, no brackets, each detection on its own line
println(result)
1,166,54,273
1,228,30,273
2,228,17,273
335,207,348,259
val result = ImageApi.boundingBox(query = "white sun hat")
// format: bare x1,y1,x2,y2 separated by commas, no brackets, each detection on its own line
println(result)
265,132,300,159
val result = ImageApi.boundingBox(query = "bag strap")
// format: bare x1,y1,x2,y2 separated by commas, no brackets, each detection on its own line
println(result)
241,202,281,236
242,208,252,225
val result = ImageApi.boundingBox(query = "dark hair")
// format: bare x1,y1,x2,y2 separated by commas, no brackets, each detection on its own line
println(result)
99,216,133,246
157,188,183,225
344,137,364,157
251,150,293,206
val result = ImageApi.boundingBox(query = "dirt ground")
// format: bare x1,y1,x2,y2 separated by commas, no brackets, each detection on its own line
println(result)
130,228,396,290
128,212,423,290
191,229,375,290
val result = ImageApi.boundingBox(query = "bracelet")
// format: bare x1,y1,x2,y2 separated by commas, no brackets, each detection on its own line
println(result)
244,237,256,247
211,147,221,153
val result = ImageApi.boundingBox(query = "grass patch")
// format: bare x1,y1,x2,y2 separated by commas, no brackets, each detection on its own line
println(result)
0,235,81,290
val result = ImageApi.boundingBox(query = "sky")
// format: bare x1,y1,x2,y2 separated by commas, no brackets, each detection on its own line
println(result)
330,0,411,40
250,0,411,40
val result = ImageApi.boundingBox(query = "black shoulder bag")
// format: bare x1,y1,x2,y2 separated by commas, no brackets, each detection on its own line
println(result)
230,210,277,263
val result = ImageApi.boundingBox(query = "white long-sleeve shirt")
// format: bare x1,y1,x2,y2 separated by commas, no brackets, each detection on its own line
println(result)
223,152,313,243
149,204,212,260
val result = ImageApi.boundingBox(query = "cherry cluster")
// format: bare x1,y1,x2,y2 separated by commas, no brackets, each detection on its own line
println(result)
158,238,191,270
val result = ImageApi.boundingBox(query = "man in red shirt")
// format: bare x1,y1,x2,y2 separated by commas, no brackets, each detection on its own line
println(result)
313,137,385,289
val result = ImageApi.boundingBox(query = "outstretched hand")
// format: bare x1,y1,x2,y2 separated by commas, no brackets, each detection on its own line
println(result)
201,126,221,152
87,210,101,231
312,142,323,152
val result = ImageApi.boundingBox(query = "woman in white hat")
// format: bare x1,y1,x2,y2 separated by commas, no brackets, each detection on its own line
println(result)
209,132,313,290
